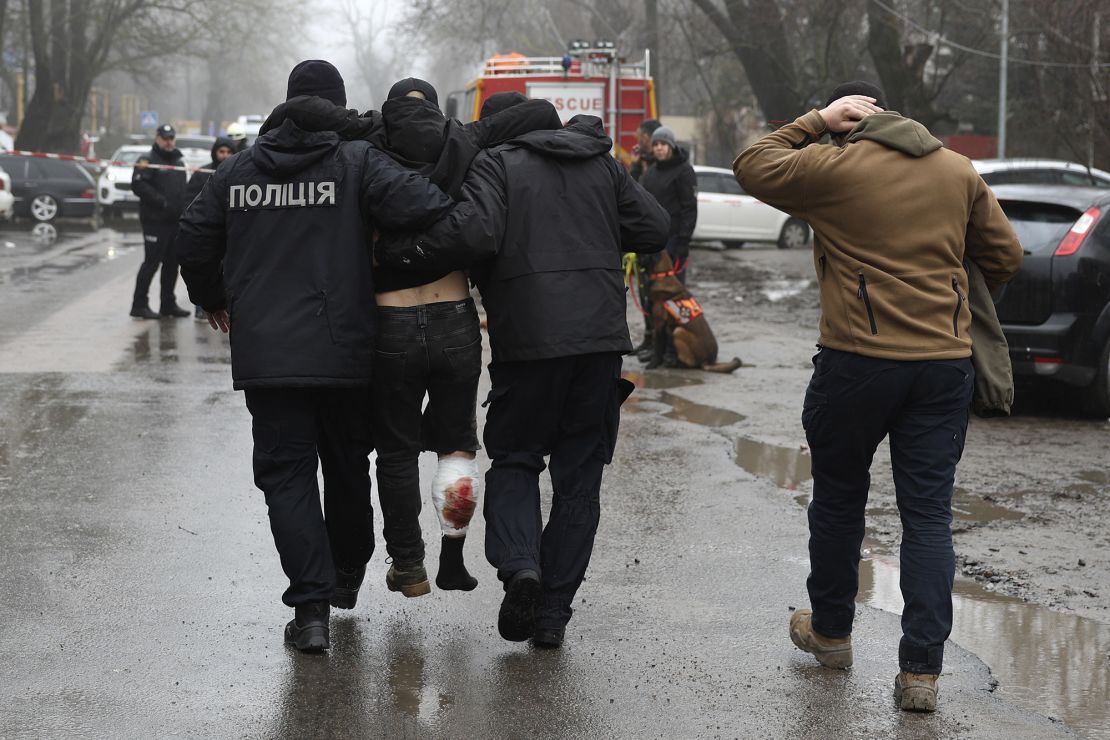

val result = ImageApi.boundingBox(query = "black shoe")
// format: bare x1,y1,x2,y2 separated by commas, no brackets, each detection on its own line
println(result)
331,565,366,610
130,306,160,320
632,333,653,354
283,601,330,652
436,535,478,592
498,569,541,642
636,346,655,364
194,306,207,321
159,304,190,318
533,626,565,649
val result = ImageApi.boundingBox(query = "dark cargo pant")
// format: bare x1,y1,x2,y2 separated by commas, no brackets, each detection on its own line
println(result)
244,387,375,607
482,352,633,630
801,347,973,675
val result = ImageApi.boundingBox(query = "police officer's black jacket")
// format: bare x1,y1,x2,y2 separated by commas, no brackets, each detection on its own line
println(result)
177,104,454,390
132,143,187,225
639,146,697,247
376,115,671,362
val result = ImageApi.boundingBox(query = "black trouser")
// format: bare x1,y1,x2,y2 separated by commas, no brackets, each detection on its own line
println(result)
801,347,973,675
244,387,375,607
483,352,632,630
132,220,181,311
370,299,482,563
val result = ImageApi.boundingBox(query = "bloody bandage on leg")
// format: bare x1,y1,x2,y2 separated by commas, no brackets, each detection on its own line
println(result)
432,456,480,536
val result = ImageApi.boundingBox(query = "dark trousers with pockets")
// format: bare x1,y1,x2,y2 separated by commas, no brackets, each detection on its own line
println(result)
244,387,375,607
370,299,483,564
132,220,181,311
483,352,632,630
802,347,973,674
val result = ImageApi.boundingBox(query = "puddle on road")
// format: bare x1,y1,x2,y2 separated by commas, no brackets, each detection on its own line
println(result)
622,370,705,390
657,391,745,427
859,554,1110,739
952,487,1025,523
734,436,812,490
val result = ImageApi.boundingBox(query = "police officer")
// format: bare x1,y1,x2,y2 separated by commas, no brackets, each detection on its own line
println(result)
177,60,455,653
130,123,190,319
376,112,670,648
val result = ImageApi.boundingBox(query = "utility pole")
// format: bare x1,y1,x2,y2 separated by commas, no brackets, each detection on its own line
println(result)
1090,11,1101,171
997,0,1009,158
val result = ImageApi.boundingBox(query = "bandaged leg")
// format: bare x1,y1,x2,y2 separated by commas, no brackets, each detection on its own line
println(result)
433,453,480,591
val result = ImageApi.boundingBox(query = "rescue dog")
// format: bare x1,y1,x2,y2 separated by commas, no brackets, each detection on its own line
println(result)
645,251,742,373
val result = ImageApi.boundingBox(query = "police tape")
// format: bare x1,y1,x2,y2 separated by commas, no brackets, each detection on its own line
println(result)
2,149,214,174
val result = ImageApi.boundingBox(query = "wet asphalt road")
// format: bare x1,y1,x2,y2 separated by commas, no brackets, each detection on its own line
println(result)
0,222,1076,738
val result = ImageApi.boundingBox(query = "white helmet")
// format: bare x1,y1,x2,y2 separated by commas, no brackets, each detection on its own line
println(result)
226,122,247,141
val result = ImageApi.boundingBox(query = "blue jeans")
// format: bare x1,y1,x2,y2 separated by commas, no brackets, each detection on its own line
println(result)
801,347,973,674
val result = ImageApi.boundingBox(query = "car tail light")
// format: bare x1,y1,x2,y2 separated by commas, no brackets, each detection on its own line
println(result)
80,188,95,200
1054,207,1101,256
0,178,6,191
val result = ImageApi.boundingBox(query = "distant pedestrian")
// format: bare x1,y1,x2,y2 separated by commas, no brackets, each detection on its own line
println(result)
734,81,1023,711
177,59,454,653
376,113,669,648
184,137,234,319
225,122,249,152
629,118,661,182
640,125,697,366
129,123,190,319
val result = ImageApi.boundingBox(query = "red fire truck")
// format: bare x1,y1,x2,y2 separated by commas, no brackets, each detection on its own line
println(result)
443,43,656,166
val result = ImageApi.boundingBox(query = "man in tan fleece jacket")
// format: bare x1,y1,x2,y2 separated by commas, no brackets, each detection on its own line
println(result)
734,81,1022,712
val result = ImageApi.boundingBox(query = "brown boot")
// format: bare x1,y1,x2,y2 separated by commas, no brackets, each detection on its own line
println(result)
385,561,431,598
894,671,938,712
789,609,853,669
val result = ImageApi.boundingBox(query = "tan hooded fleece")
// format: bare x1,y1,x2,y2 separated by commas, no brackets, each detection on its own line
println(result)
734,110,1023,361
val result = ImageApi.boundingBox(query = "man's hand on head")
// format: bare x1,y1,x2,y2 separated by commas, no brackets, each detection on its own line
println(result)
819,95,884,134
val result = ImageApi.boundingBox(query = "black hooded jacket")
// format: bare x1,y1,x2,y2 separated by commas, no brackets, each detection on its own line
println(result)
177,97,454,390
640,146,697,244
184,137,235,206
131,143,188,225
375,115,670,362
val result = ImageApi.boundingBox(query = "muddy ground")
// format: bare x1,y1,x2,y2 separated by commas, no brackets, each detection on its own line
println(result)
638,243,1110,624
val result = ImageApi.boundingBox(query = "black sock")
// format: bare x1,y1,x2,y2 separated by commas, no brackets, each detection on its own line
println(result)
436,535,478,591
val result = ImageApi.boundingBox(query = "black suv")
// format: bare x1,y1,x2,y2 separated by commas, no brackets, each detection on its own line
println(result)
993,185,1110,416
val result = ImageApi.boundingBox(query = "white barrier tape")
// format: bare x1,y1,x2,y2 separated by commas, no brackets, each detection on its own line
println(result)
1,149,214,174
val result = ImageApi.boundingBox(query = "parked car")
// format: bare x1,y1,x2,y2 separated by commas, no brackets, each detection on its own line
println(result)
691,165,809,249
974,159,1110,188
0,153,97,222
174,134,217,177
98,144,147,217
993,184,1110,416
0,165,14,220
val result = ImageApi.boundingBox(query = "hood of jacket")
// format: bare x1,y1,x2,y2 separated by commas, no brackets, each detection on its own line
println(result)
210,136,235,161
508,114,611,159
259,95,378,141
846,111,942,157
251,118,339,177
381,97,447,166
653,145,690,169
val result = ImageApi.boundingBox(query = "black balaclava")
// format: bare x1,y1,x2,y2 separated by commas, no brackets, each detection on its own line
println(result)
387,78,439,108
286,60,347,107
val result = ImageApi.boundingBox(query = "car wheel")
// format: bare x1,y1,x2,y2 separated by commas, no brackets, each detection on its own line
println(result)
1082,337,1110,418
778,218,809,249
30,194,59,222
724,240,745,249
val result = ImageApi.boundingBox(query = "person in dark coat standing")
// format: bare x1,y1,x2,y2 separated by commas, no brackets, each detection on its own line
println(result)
376,114,670,649
640,125,697,282
177,60,455,653
130,123,190,319
184,137,235,319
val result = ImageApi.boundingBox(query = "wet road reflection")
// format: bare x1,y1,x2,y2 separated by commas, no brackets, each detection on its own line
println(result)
860,555,1110,738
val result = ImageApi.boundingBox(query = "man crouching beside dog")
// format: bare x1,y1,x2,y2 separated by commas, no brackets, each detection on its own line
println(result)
644,250,743,373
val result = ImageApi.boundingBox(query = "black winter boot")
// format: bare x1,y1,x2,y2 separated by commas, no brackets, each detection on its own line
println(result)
284,601,330,652
436,535,478,591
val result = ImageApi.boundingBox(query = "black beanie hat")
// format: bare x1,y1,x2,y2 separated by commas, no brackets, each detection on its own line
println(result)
825,80,886,110
479,91,528,120
639,118,662,134
287,60,346,107
388,78,439,108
